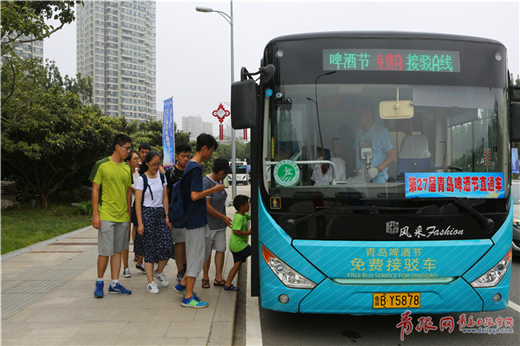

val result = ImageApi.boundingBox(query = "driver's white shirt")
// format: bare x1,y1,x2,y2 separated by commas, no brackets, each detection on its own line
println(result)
312,157,347,185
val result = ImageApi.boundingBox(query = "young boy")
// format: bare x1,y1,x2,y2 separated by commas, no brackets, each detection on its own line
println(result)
165,143,192,282
174,134,224,308
90,134,134,298
224,195,252,291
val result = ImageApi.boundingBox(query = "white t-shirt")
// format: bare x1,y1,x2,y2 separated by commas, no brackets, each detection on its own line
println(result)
131,172,139,204
135,174,167,208
311,157,347,185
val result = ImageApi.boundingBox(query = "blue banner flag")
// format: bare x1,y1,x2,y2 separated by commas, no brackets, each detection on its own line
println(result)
512,148,519,174
405,172,505,199
162,97,174,166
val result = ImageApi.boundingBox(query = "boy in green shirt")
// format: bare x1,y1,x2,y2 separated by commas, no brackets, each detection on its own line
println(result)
224,195,251,291
90,134,133,298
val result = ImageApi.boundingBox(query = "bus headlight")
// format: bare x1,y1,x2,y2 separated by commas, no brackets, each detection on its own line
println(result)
262,245,317,289
470,248,512,288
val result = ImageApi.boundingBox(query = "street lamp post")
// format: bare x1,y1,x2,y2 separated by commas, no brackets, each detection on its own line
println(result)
196,1,237,199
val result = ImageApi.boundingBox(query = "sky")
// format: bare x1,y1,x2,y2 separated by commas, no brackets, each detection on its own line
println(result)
44,1,520,134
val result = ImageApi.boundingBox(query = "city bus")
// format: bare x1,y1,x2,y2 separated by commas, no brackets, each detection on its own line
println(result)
231,32,520,314
228,160,250,185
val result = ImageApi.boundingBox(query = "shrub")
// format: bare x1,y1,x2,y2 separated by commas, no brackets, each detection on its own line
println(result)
75,199,92,216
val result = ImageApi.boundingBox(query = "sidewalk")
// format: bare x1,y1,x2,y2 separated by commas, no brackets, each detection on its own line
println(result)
1,205,239,345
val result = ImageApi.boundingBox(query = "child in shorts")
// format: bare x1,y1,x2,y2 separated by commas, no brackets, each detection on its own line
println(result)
224,195,251,291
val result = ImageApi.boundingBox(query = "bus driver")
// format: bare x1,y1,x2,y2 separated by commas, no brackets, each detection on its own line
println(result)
354,104,395,183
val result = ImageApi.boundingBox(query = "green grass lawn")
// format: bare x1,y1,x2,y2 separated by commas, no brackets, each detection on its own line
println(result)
1,202,92,255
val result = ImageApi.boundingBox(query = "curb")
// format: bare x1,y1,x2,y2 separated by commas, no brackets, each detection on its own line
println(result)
208,247,238,346
1,225,94,262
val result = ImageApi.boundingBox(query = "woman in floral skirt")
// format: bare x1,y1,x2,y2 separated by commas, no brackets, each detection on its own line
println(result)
134,151,175,294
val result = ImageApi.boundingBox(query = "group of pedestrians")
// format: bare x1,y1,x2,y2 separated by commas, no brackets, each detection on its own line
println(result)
90,133,251,309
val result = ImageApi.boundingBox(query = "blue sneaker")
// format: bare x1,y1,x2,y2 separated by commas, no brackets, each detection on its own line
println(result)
108,282,132,295
94,281,104,298
181,294,208,308
173,283,197,297
173,283,186,294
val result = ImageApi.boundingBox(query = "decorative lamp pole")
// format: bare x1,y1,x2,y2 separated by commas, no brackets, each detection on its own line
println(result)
196,1,236,198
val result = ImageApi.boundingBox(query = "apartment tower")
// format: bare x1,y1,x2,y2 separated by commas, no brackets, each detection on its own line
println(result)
76,0,156,121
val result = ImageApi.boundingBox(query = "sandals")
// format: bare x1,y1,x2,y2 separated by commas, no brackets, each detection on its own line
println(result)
214,279,226,287
223,284,240,291
201,279,210,289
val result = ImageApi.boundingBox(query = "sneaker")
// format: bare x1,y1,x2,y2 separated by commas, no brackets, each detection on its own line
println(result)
181,294,208,309
173,283,186,294
176,268,186,282
173,283,197,297
154,270,169,287
94,281,104,298
135,263,146,274
123,267,131,278
108,282,132,295
147,281,159,294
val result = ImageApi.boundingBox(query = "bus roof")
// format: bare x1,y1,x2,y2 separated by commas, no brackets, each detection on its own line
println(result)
267,31,505,48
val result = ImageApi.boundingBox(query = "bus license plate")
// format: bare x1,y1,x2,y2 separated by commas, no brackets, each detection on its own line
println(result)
373,293,420,309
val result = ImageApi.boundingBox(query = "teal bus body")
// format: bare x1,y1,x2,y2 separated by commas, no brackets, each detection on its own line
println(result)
236,32,514,314
258,195,512,313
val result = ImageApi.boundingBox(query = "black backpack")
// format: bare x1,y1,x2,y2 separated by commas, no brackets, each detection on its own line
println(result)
131,172,165,227
168,164,198,228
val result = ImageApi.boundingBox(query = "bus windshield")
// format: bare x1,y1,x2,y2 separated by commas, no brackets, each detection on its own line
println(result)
266,83,507,199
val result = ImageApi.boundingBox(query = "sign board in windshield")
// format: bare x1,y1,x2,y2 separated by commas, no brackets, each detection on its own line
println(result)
323,49,460,73
405,173,505,199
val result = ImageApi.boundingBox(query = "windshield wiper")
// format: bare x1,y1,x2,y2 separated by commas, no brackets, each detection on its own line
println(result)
285,205,423,229
452,199,494,232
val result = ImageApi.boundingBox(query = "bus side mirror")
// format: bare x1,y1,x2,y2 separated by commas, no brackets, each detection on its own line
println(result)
511,102,520,142
231,79,257,129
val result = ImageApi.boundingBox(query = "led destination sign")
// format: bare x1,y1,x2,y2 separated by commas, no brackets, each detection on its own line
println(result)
323,49,460,73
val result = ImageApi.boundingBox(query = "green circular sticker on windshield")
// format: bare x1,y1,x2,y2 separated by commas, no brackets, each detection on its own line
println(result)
273,160,301,187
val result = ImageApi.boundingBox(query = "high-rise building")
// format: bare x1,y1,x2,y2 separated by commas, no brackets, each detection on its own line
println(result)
203,121,214,136
154,110,163,123
182,115,214,140
76,0,156,121
1,34,43,60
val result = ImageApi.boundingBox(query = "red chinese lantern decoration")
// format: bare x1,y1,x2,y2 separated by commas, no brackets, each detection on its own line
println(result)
212,103,230,140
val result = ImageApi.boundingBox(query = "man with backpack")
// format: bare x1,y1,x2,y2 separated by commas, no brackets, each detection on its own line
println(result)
172,134,224,308
165,143,191,282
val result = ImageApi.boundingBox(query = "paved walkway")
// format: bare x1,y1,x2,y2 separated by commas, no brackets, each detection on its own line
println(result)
1,205,239,345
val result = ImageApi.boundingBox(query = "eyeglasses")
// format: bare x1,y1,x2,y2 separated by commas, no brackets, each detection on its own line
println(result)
149,163,161,168
121,145,132,151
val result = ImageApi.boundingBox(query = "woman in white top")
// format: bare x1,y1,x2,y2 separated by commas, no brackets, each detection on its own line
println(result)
122,150,140,278
134,151,174,294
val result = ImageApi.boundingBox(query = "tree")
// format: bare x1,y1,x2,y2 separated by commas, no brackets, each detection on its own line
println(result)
1,59,119,208
131,120,163,153
126,120,191,164
1,1,81,56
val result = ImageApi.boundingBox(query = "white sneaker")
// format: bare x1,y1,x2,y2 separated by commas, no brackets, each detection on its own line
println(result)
123,267,131,278
147,281,159,294
154,270,169,287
